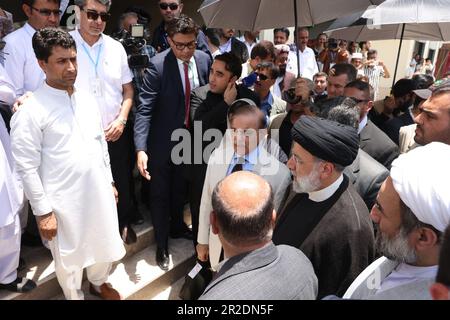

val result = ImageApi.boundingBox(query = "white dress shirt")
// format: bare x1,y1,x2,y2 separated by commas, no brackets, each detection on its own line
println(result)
308,174,343,202
3,23,45,97
290,47,319,80
70,30,133,129
177,57,200,95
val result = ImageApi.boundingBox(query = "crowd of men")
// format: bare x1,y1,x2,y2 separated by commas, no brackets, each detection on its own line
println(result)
1,0,450,300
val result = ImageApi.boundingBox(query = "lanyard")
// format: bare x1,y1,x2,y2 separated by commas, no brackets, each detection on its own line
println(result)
81,43,102,76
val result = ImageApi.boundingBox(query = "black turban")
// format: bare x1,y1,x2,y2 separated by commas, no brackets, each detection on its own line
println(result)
291,116,359,167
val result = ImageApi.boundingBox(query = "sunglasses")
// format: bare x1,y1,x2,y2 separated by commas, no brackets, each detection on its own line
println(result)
82,9,110,22
30,6,62,17
171,39,197,50
255,73,269,81
159,3,179,11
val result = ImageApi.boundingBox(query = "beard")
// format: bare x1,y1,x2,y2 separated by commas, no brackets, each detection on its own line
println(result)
278,64,287,76
375,224,417,264
292,165,321,194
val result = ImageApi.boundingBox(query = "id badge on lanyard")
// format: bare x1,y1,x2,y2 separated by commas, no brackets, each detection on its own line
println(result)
82,42,103,97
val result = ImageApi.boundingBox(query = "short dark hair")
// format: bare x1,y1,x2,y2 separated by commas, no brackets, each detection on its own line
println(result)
327,104,360,129
392,78,415,98
214,52,242,78
204,28,221,48
313,96,358,119
274,27,290,38
257,61,279,79
22,0,61,7
436,224,450,286
211,176,274,246
228,101,266,129
250,40,275,61
332,63,357,83
32,27,76,62
313,72,328,81
166,14,198,38
345,79,374,101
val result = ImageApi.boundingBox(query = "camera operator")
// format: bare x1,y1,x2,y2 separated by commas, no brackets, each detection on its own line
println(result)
269,77,315,159
114,11,156,107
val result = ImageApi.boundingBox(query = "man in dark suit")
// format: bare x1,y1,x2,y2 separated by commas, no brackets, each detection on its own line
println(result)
344,80,399,169
151,0,210,56
217,29,248,64
134,15,211,271
187,52,258,247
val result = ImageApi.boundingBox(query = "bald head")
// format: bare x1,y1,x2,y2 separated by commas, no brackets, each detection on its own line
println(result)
211,172,274,246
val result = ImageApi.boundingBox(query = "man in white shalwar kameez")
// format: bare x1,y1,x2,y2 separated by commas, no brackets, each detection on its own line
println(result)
0,115,36,293
10,28,125,300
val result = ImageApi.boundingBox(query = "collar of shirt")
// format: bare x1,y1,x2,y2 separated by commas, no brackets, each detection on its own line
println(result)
378,263,438,294
308,174,343,202
177,56,199,93
227,144,261,175
358,114,368,134
74,28,104,48
219,38,232,54
24,22,37,37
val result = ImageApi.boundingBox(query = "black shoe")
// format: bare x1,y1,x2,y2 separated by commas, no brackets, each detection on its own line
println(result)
170,226,193,240
120,225,137,245
156,247,169,271
0,277,36,293
21,232,43,247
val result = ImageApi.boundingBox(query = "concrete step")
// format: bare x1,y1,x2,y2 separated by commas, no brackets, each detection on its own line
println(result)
51,238,195,300
0,220,155,300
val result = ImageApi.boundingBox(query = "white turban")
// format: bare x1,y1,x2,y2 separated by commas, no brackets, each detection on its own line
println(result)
391,142,450,232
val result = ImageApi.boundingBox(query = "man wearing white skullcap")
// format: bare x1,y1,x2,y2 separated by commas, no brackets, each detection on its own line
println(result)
343,142,450,300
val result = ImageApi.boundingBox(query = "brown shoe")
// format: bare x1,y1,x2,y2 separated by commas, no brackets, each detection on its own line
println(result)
89,283,122,300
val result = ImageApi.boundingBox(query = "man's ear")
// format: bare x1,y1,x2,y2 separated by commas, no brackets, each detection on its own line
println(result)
179,3,184,13
366,100,374,113
37,59,47,74
229,75,238,83
210,211,219,235
413,227,440,251
22,4,32,18
430,283,450,300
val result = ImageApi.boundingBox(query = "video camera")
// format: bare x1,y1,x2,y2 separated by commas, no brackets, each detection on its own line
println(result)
113,24,149,69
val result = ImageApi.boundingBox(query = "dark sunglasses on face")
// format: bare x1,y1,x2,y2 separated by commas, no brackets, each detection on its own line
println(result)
30,6,62,17
159,3,179,11
256,73,269,81
82,9,110,22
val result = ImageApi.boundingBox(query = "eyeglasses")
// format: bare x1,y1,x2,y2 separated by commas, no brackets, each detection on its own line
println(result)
30,6,62,17
82,9,111,22
159,2,179,11
171,39,197,50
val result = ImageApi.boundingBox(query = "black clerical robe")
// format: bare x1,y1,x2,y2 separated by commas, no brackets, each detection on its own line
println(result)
273,175,375,299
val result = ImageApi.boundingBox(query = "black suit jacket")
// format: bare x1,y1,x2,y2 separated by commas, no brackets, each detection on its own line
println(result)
134,49,211,164
382,112,414,145
360,120,400,170
344,149,389,210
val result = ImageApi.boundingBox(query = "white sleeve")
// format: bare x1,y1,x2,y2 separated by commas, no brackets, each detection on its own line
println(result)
0,64,16,105
10,107,53,216
197,161,214,245
3,40,25,97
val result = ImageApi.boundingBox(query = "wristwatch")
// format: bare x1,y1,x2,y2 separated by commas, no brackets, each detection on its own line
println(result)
118,117,127,126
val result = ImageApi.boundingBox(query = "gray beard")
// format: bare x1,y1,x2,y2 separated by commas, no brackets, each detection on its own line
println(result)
292,167,321,194
375,225,417,264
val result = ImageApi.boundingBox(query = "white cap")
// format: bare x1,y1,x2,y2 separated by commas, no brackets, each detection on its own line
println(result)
351,52,363,60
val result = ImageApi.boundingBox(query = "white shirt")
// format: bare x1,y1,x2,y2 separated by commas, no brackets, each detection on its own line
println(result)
377,263,438,294
290,47,318,80
3,23,45,97
0,115,23,228
308,174,343,202
286,50,299,77
0,63,15,105
70,30,133,129
219,38,232,54
238,36,257,58
10,82,125,268
177,56,200,95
